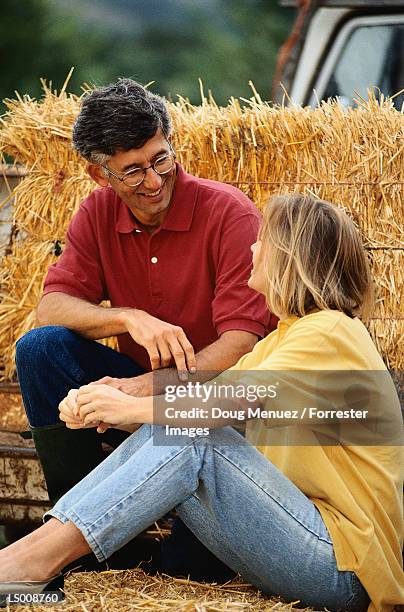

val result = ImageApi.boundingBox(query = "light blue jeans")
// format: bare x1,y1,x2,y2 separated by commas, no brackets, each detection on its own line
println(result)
45,425,370,611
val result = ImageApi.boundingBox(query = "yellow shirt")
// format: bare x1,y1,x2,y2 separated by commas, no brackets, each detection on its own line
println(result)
230,310,404,612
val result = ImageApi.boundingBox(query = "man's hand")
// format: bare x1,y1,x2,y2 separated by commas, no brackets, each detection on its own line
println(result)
122,310,196,378
38,294,197,377
91,330,259,399
89,374,153,397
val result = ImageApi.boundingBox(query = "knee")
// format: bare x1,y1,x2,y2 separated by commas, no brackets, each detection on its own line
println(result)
203,426,243,445
16,326,78,367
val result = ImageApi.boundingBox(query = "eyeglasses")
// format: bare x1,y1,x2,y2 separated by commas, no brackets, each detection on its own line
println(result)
102,149,176,188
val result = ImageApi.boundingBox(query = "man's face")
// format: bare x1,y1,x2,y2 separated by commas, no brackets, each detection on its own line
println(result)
100,129,176,229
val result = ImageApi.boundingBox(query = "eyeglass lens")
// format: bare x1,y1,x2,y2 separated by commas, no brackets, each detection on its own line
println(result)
122,154,175,186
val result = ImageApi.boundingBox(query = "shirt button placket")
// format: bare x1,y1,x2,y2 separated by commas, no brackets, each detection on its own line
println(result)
149,235,162,306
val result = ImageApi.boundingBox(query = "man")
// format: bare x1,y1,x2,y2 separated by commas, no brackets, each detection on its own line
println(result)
16,78,273,576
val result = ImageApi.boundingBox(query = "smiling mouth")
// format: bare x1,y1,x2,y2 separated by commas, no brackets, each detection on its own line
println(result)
139,188,162,198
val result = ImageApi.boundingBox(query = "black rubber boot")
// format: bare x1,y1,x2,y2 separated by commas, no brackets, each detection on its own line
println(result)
30,422,106,506
29,423,162,574
160,516,236,582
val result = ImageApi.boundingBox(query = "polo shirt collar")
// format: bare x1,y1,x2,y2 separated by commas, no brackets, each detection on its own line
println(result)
115,163,198,234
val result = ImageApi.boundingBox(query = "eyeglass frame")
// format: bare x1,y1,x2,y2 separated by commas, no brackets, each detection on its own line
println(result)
101,142,176,188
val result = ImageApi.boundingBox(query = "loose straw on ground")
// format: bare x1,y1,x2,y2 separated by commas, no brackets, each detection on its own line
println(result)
6,568,316,612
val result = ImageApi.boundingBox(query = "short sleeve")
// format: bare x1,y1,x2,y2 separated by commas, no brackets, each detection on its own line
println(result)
212,212,272,338
43,200,107,304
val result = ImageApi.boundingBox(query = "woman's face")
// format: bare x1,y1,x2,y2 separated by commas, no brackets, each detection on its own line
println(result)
248,240,266,295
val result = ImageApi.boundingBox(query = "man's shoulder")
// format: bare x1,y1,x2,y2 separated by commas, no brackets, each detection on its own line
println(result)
191,173,261,220
80,185,117,212
67,186,119,240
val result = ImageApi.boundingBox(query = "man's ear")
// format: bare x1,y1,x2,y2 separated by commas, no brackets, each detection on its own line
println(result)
87,163,109,187
167,134,176,155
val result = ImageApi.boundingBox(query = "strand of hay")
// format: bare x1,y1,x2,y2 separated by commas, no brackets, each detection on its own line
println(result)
0,83,402,380
369,249,403,320
0,385,27,431
7,568,313,612
368,318,404,371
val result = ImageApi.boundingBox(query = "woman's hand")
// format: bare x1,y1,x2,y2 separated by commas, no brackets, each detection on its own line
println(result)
59,389,88,429
76,384,139,429
59,388,110,433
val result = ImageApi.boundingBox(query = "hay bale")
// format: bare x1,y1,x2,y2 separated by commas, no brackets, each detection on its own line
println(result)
11,173,93,242
7,568,315,611
170,93,403,248
0,383,27,431
0,83,402,380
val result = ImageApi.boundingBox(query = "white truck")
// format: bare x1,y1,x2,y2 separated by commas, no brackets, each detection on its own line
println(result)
273,0,403,109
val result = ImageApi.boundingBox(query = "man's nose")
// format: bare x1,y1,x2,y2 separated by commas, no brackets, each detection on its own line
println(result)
141,167,162,191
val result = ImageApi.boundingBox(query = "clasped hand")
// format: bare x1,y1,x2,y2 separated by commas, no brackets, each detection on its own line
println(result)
58,384,139,434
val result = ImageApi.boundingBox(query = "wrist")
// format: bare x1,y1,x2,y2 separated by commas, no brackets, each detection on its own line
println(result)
126,396,146,424
138,373,154,396
116,307,139,331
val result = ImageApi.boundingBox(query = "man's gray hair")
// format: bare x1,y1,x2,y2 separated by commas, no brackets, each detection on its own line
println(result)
73,78,172,163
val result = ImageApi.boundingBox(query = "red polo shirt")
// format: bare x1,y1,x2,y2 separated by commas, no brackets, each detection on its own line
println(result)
43,164,274,370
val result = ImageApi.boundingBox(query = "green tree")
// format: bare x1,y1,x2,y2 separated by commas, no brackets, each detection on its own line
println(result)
1,0,295,107
0,0,113,104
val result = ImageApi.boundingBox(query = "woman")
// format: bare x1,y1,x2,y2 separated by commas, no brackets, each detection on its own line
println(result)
0,194,402,611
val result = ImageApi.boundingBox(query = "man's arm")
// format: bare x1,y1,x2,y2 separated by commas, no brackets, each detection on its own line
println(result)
99,329,258,397
37,292,196,373
37,292,130,339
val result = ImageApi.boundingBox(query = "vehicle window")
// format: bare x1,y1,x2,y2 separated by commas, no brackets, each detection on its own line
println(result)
322,23,404,109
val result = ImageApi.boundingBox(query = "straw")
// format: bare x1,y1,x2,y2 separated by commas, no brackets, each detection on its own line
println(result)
6,568,313,612
0,83,402,379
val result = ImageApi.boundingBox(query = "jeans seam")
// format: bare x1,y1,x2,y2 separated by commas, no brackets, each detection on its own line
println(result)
42,509,69,525
344,572,360,611
85,442,196,531
66,508,106,562
213,447,333,545
70,365,85,382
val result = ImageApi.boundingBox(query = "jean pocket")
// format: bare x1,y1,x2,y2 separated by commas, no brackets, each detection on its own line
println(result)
344,572,370,612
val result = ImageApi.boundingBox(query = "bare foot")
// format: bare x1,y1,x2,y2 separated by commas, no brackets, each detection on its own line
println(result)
0,518,63,560
0,549,58,583
0,521,90,584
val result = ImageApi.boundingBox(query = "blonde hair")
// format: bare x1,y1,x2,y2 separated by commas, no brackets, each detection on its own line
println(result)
259,194,374,319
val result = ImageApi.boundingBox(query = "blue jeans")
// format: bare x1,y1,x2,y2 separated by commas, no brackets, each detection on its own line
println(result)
16,326,234,579
16,326,145,428
45,424,370,611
